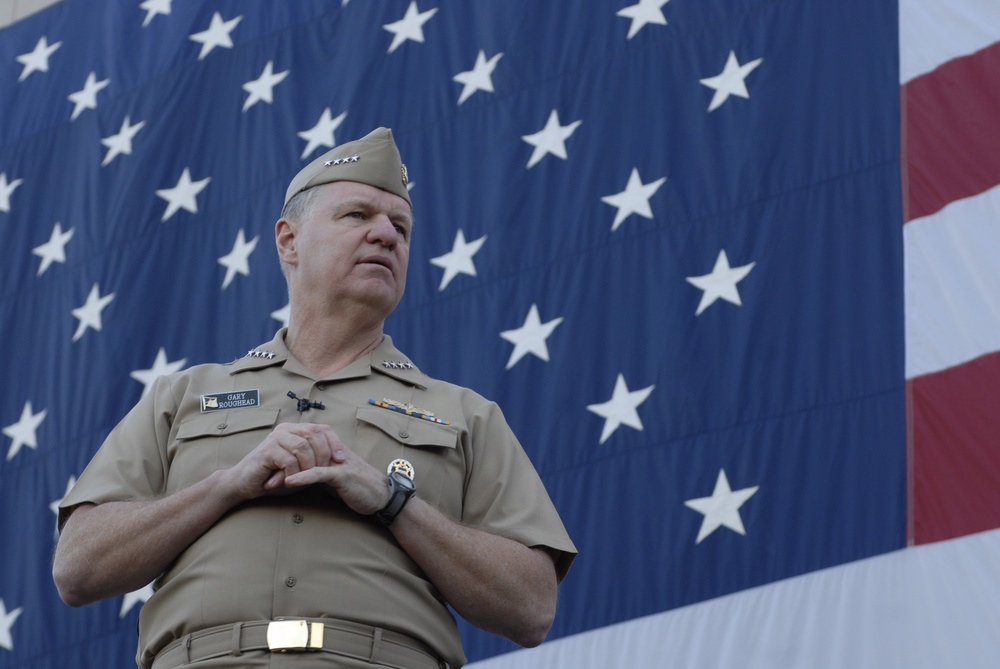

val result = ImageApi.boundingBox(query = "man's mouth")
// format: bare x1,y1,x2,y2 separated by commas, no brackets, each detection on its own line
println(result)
359,255,393,271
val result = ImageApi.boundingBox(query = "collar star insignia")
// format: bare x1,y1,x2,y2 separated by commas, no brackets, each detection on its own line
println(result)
324,154,360,167
246,349,276,359
382,359,414,370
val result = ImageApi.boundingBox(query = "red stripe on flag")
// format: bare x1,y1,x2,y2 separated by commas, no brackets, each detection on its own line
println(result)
903,41,1000,222
910,351,1000,544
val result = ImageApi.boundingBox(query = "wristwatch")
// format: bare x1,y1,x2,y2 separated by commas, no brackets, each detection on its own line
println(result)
373,470,416,527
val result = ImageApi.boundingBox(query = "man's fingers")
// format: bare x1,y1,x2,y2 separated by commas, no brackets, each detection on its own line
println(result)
312,427,348,463
275,432,319,471
236,423,346,496
284,467,330,488
265,470,286,490
276,423,335,468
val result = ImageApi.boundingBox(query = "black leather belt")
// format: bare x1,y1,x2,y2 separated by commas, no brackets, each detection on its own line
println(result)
152,618,449,669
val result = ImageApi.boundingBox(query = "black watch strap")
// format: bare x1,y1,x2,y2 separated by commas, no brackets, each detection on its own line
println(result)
373,471,416,527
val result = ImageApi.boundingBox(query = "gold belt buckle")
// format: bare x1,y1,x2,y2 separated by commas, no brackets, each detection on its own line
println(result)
266,620,324,652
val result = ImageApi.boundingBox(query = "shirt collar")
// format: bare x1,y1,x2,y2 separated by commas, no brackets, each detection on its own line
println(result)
231,328,428,389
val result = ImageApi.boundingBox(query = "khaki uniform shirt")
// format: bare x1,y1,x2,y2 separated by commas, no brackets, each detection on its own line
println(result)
60,330,577,669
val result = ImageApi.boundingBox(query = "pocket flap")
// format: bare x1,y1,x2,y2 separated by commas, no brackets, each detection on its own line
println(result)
357,406,457,449
176,408,280,440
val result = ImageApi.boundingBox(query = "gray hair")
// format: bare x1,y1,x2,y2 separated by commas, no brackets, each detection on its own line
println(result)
280,186,320,223
277,187,320,282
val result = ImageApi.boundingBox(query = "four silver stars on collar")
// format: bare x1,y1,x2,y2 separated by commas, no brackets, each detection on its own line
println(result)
325,154,360,167
243,350,407,365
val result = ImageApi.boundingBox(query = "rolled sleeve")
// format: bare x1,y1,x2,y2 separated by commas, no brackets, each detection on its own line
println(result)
461,400,577,581
59,375,177,529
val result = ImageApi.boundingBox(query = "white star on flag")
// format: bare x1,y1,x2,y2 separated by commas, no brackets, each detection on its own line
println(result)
242,61,289,112
522,109,583,169
3,401,47,461
218,229,259,289
686,249,755,316
189,12,242,60
383,1,438,54
120,583,155,618
139,0,171,27
0,172,24,212
100,116,146,167
67,72,110,121
156,167,211,221
271,303,291,328
298,108,347,159
601,167,667,231
453,50,504,105
0,599,23,651
49,475,76,537
684,469,759,544
617,0,670,40
32,222,74,276
72,284,115,342
130,348,188,397
500,304,564,370
430,229,487,291
699,50,764,112
16,35,61,82
587,373,655,444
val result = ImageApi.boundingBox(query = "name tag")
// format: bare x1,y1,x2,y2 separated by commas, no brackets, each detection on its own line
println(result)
200,389,260,412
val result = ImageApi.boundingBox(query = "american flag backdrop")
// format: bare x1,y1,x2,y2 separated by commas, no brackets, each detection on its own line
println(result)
1,0,999,667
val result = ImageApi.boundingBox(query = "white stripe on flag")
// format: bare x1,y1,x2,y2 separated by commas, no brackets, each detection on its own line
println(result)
470,529,1000,669
905,184,1000,379
899,0,1000,83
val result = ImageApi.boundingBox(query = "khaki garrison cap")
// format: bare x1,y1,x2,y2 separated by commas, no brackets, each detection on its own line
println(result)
283,127,411,209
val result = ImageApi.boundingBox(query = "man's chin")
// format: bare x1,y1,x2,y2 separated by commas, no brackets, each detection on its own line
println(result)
350,283,405,316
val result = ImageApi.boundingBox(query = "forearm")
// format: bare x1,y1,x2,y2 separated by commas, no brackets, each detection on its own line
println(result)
283,441,562,646
389,496,558,647
53,469,242,607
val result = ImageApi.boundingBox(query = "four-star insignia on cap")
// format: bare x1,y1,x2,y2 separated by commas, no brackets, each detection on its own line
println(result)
382,360,415,370
324,154,360,167
246,349,276,359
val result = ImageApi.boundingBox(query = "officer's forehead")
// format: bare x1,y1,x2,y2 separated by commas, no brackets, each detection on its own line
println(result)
312,181,412,219
318,180,397,200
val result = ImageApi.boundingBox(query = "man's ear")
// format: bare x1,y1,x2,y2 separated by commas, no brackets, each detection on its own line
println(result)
275,218,298,266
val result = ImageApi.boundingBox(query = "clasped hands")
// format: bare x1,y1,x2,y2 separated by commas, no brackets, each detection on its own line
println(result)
225,422,389,515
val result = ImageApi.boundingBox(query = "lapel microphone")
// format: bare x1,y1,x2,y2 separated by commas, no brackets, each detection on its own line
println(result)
287,391,325,414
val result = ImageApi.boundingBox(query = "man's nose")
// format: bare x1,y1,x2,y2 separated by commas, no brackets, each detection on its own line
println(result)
366,214,398,246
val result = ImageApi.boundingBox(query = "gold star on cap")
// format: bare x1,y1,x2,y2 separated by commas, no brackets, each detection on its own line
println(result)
284,127,411,208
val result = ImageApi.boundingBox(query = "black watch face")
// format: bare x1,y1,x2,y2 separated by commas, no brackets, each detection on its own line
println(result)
391,471,415,492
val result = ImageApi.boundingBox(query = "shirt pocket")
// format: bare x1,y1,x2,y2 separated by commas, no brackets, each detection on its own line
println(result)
355,406,461,512
170,408,281,485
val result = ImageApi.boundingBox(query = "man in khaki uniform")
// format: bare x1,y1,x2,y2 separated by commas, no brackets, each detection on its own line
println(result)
53,128,577,669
